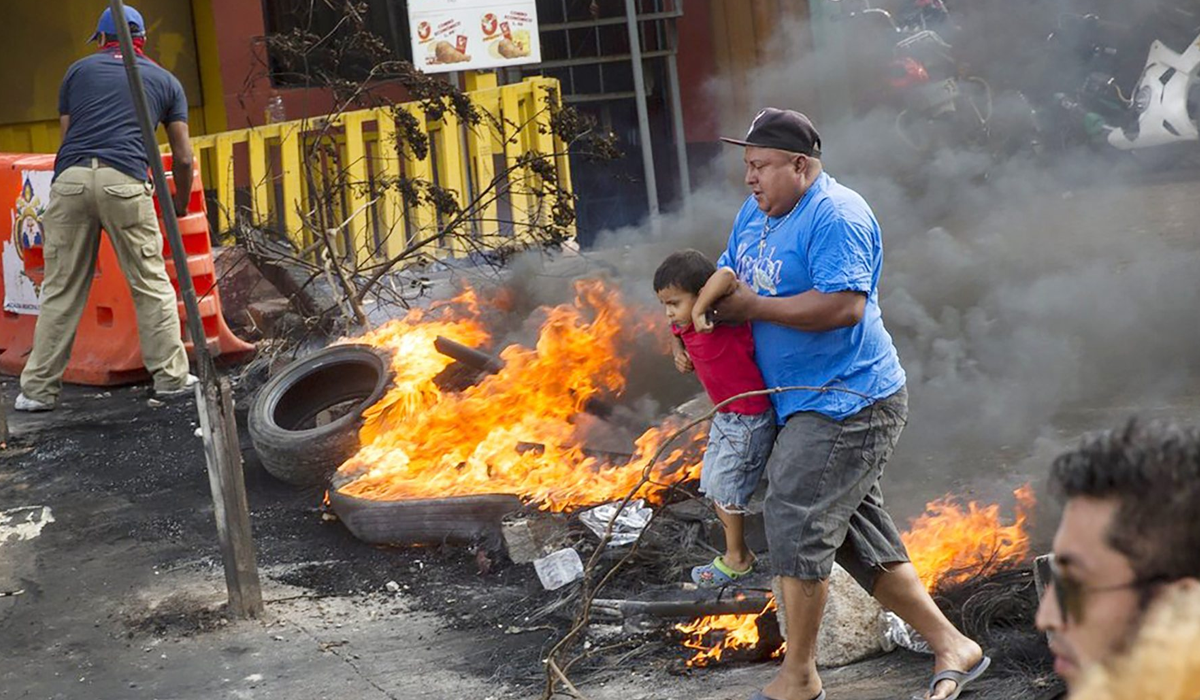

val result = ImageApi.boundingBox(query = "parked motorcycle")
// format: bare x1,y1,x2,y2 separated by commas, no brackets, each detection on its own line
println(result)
831,0,1040,159
1038,4,1200,166
1105,33,1200,159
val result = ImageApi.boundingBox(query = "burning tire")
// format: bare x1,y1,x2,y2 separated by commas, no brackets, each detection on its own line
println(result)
248,344,392,486
328,490,523,546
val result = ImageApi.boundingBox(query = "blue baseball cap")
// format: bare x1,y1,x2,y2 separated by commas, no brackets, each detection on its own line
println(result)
88,6,146,42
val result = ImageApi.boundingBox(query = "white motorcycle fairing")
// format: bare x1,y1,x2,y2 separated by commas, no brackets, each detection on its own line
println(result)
1108,33,1200,150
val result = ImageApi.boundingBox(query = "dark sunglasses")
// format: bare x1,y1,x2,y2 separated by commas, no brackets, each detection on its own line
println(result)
1044,555,1158,625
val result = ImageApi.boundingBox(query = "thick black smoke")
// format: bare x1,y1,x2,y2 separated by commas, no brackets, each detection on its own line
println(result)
508,2,1200,531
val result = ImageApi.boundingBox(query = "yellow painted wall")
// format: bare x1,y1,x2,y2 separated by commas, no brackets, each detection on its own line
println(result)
0,0,221,154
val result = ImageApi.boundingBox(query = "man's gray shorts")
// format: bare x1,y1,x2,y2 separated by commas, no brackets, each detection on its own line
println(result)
764,385,910,592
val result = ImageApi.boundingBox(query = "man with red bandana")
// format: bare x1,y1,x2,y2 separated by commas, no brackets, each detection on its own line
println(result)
16,5,196,412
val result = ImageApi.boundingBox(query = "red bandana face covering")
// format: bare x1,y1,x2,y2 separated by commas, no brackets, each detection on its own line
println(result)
100,37,147,57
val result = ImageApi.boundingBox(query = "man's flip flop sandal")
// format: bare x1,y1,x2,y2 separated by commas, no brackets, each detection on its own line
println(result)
911,656,991,700
748,689,825,700
691,556,753,588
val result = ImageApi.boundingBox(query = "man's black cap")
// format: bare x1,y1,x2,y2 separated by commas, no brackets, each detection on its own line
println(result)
720,108,822,158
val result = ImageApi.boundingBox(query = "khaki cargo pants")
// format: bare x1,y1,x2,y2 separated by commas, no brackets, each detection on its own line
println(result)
20,160,190,403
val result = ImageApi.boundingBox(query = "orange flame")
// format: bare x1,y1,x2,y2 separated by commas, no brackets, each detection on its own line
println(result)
676,485,1036,666
902,484,1036,591
334,280,705,512
675,600,782,668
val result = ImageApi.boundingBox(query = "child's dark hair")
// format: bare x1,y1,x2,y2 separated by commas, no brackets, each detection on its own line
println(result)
653,250,716,295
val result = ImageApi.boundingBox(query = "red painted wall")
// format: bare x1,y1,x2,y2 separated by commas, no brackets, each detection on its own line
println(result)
675,0,719,143
206,0,412,128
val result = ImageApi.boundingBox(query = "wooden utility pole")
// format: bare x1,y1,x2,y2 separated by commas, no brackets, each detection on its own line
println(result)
110,0,263,618
0,392,9,449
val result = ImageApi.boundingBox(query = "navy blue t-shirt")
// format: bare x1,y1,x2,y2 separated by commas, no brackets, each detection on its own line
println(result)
55,48,188,181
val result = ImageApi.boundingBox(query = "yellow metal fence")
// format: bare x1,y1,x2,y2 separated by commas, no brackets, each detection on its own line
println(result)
191,76,572,266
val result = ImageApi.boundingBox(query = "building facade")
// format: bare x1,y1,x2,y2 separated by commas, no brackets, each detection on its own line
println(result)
0,0,805,239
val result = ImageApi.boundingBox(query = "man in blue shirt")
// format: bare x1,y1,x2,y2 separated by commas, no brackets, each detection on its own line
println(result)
16,6,196,411
710,109,987,700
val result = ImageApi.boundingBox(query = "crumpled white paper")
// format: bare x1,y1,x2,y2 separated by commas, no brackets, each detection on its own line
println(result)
578,499,653,547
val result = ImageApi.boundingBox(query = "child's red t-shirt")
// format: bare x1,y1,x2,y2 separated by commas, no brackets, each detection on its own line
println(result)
673,322,772,415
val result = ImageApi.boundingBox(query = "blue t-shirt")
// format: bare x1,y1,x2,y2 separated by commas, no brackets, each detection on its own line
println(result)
55,49,188,182
717,172,905,421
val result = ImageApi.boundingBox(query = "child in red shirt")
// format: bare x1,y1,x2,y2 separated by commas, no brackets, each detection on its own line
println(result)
654,250,776,587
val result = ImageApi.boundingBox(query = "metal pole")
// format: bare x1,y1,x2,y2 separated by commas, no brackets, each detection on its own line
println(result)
624,0,660,226
110,0,263,619
665,7,691,214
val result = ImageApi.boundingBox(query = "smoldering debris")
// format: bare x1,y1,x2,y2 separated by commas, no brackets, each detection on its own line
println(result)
935,567,1059,688
500,4,1200,524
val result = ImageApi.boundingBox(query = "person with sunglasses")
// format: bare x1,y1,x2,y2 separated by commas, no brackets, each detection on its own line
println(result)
1064,582,1200,700
1036,419,1200,692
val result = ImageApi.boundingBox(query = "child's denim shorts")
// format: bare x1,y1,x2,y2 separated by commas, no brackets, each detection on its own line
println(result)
699,408,776,514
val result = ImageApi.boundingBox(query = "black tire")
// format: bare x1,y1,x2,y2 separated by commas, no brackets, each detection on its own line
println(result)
328,490,523,546
248,344,392,486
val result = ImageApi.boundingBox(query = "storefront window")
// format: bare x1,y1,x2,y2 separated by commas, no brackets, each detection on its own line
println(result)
263,0,413,87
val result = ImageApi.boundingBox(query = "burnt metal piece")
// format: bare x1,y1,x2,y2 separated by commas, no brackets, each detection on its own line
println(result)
432,336,615,417
434,336,504,374
592,585,772,621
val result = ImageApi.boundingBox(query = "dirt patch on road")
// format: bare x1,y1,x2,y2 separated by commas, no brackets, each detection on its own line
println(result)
125,594,232,638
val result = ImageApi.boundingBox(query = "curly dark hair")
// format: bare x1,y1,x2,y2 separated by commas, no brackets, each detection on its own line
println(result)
1050,419,1200,583
653,250,716,296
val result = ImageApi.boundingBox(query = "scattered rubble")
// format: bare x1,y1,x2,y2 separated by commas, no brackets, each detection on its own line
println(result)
533,547,584,590
579,499,654,546
124,594,232,638
501,511,570,564
773,565,892,668
212,245,292,339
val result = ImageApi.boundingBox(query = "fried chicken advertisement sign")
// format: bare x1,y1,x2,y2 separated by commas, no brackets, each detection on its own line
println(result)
409,0,540,74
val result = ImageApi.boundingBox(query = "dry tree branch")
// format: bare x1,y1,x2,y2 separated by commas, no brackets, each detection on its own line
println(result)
351,146,578,303
548,658,592,700
231,0,617,337
540,385,875,700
